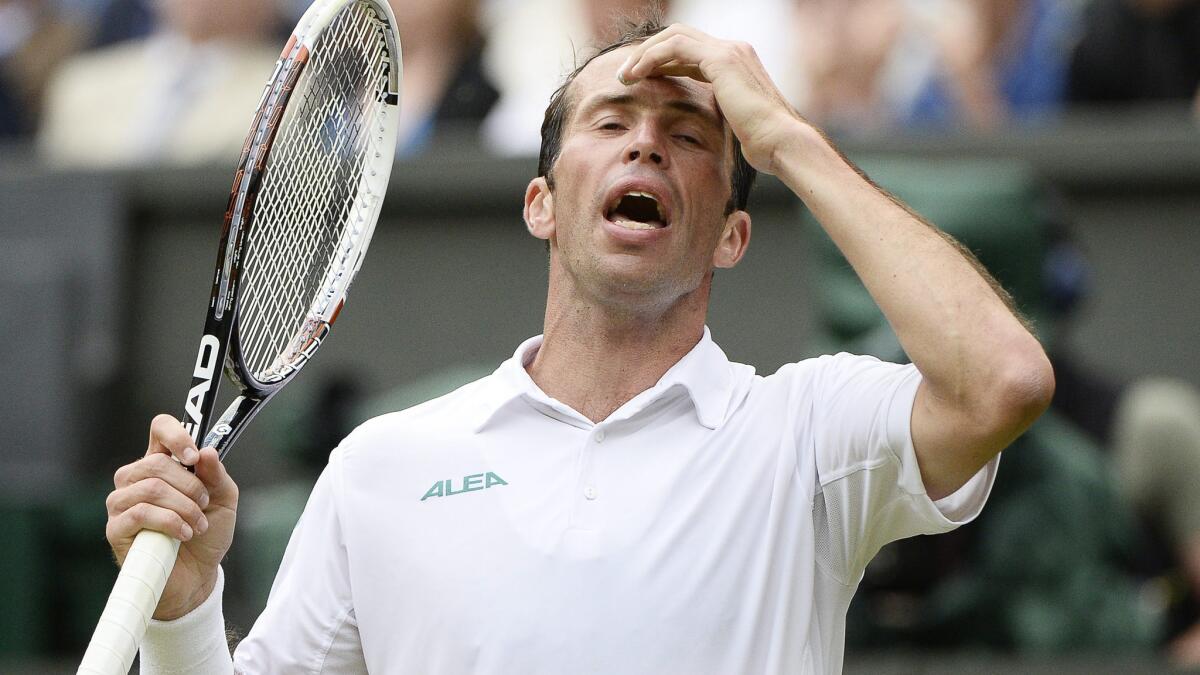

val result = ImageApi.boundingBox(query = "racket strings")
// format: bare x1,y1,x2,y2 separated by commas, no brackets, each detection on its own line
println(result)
238,1,392,382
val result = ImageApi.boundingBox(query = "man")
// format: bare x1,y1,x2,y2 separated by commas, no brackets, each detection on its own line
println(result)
105,18,1054,674
38,0,281,166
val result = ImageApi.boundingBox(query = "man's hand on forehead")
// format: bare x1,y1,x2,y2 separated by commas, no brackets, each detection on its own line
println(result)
616,24,801,176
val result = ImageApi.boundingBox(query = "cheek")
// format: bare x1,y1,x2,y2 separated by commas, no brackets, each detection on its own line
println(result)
687,161,732,216
555,178,587,223
549,188,593,252
554,167,600,228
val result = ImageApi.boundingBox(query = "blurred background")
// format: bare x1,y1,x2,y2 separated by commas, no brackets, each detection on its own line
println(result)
1,0,1198,672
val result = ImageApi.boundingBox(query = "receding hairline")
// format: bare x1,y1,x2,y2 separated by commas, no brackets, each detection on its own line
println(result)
558,47,729,146
538,12,756,214
554,43,643,130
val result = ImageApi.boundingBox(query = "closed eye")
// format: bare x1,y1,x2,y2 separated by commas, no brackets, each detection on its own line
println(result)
676,134,701,145
599,122,625,131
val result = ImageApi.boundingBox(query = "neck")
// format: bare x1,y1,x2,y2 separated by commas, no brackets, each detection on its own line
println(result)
527,265,710,423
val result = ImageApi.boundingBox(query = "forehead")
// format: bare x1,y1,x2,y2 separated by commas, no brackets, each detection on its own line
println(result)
568,45,721,123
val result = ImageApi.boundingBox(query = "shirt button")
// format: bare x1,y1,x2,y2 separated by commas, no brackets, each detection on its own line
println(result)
594,429,606,443
583,485,598,500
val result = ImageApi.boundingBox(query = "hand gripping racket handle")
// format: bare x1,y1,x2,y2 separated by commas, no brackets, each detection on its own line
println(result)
77,530,181,674
77,399,240,675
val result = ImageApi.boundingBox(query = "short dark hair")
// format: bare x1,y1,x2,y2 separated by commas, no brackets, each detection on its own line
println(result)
536,16,757,216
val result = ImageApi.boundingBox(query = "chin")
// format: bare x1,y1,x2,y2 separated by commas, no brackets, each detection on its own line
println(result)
594,263,700,309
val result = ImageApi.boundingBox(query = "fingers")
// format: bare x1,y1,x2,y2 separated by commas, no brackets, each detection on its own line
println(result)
615,23,795,175
119,417,238,506
114,450,209,505
148,413,200,466
618,24,718,84
108,457,210,551
638,60,707,83
106,477,209,539
107,502,196,550
106,441,238,562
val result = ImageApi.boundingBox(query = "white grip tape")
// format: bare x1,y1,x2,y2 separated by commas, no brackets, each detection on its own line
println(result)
78,529,181,675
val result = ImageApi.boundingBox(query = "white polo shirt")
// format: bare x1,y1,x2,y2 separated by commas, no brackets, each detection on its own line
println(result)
143,328,998,674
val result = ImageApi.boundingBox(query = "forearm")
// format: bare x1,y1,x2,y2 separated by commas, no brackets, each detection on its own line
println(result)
775,122,1050,451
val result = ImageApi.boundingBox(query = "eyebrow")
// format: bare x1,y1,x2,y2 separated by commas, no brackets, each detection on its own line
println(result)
578,93,722,131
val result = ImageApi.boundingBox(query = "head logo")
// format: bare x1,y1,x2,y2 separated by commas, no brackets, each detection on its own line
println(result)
421,472,508,501
182,334,221,443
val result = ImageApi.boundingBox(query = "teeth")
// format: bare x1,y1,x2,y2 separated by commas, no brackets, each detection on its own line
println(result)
614,219,658,230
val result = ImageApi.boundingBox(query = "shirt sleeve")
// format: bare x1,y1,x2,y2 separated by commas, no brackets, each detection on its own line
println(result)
803,353,999,584
233,447,368,674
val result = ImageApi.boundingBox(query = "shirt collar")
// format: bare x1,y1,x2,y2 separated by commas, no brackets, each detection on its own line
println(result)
470,327,739,432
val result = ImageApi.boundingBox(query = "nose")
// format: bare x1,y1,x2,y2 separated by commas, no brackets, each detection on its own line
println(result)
624,122,668,168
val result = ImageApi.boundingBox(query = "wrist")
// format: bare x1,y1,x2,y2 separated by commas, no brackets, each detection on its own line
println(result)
154,568,219,621
143,567,232,672
742,110,809,177
772,121,856,201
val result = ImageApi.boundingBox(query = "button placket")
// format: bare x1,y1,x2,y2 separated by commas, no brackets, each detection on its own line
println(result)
566,426,605,530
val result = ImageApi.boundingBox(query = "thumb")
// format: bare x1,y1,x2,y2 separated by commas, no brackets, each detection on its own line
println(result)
193,448,238,508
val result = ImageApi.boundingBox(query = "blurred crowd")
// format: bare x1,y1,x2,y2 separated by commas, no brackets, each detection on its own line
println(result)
0,0,1197,165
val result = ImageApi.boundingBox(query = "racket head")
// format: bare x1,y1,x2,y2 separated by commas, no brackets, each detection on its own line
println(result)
79,4,401,673
223,0,402,400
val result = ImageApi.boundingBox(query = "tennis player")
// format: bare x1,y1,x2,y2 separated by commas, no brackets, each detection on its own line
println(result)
105,19,1054,674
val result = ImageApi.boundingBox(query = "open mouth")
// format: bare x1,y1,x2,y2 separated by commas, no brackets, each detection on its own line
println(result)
605,191,668,230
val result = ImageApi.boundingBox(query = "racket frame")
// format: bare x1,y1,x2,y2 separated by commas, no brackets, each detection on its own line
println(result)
77,2,401,673
185,0,402,456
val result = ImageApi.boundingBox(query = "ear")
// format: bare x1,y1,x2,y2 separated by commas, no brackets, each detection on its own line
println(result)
712,210,751,269
524,177,555,241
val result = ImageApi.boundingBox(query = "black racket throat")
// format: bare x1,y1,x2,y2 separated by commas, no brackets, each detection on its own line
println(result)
179,314,279,460
203,393,272,461
176,0,399,464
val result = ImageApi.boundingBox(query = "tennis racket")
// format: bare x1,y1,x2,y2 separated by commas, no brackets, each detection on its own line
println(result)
78,1,401,672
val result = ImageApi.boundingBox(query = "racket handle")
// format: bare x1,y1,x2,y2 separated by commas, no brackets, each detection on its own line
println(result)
78,529,181,675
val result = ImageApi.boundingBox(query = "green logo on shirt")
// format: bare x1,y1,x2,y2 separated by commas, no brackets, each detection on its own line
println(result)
420,472,508,501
